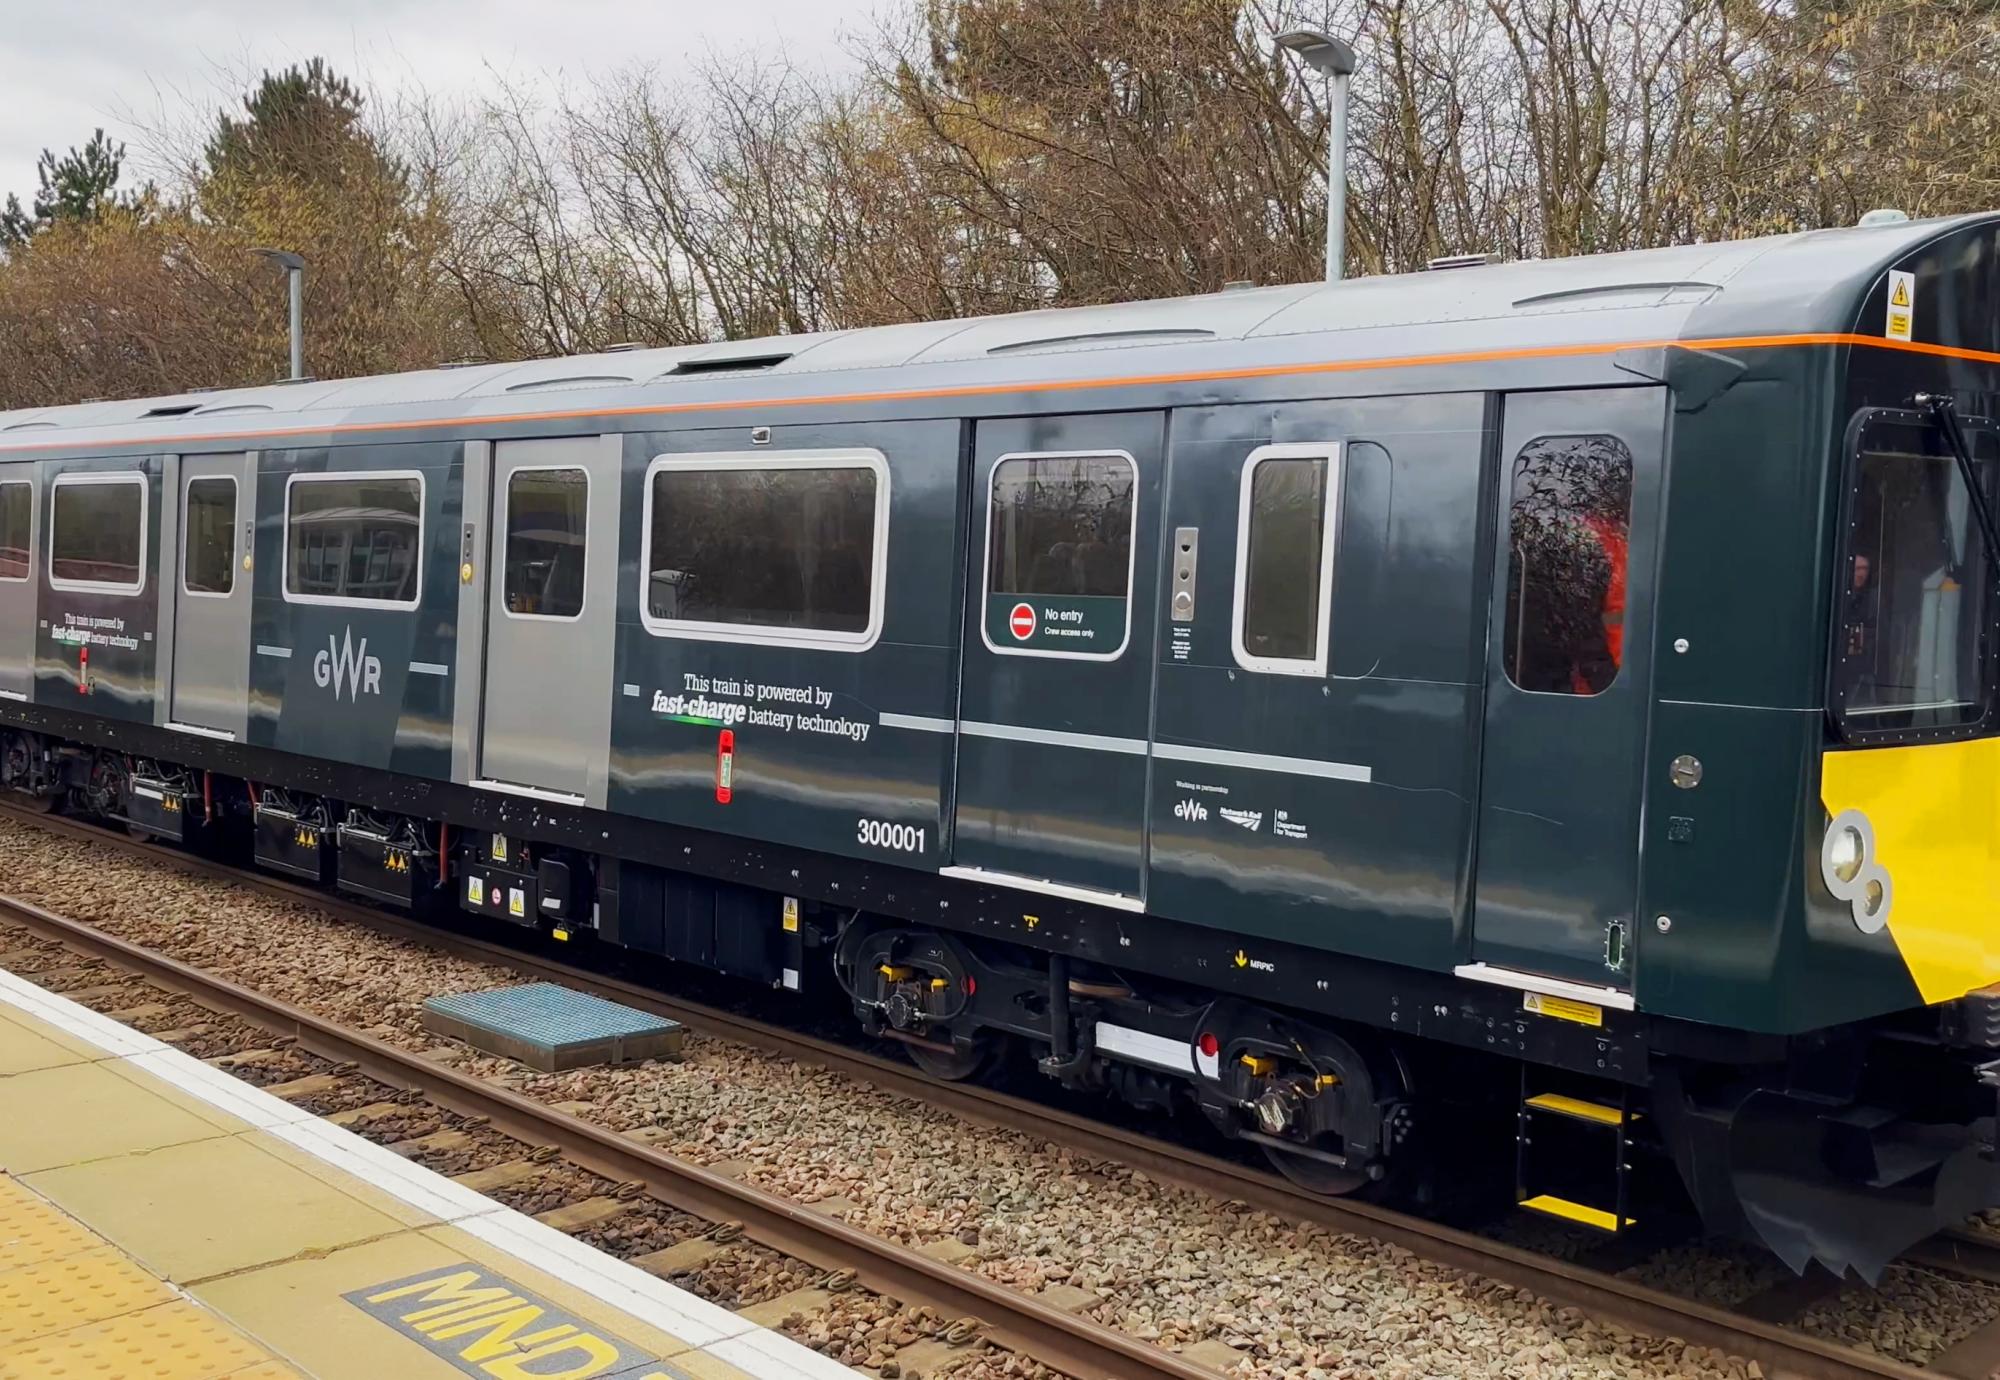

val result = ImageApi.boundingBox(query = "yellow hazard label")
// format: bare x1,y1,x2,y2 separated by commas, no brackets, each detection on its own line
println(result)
490,835,508,863
782,896,799,932
1523,992,1603,1026
1886,270,1916,341
508,888,525,918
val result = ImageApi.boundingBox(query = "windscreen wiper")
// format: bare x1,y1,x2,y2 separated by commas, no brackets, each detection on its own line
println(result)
1916,392,2000,574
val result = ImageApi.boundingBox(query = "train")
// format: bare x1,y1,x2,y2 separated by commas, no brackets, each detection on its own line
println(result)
3,210,1999,1279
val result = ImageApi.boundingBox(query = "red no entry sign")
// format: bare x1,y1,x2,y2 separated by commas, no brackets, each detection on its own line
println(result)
1009,602,1036,640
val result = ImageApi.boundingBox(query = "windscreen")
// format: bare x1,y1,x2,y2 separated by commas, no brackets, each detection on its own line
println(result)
1833,416,1995,735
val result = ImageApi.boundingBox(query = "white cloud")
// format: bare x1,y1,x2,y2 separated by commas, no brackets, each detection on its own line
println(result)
0,0,879,204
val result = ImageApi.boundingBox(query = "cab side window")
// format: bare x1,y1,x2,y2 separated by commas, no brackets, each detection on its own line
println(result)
1833,416,1995,735
1501,434,1635,696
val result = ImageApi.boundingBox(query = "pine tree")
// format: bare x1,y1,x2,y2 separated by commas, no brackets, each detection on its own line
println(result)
0,130,145,252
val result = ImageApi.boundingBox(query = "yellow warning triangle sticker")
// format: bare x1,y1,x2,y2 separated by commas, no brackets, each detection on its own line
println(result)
1891,278,1912,308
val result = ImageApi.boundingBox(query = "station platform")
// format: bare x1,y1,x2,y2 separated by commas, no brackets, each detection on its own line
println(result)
0,964,863,1380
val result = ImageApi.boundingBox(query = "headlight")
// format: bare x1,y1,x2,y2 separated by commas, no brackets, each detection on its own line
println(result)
1826,823,1865,884
1821,809,1892,935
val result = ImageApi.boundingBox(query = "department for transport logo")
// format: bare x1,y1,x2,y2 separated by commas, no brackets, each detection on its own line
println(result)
345,1263,677,1379
313,626,383,701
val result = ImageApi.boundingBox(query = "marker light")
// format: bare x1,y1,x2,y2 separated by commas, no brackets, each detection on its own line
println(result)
1198,1031,1220,1058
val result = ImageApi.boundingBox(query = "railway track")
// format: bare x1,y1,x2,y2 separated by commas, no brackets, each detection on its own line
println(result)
0,799,1988,1380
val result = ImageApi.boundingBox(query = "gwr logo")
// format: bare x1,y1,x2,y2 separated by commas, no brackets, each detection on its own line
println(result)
313,627,382,700
347,1264,661,1379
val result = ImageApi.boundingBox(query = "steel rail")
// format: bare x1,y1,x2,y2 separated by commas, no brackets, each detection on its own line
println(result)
0,887,1222,1380
0,803,1948,1380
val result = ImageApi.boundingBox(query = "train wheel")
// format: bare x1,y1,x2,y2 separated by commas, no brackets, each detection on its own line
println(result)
1261,1143,1372,1196
906,1031,1007,1082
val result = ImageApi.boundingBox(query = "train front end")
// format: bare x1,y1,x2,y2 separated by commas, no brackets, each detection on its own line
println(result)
1662,217,2000,1276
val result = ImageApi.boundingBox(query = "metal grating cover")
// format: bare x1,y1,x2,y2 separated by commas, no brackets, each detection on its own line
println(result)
424,982,678,1045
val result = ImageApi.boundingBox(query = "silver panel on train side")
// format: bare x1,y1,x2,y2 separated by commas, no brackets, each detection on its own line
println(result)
474,435,619,806
0,464,35,701
167,453,256,739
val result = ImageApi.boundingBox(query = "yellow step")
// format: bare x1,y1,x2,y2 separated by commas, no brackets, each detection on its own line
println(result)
1524,1092,1630,1126
1520,1193,1628,1232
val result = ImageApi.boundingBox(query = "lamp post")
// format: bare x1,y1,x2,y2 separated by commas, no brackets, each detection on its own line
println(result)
252,249,307,381
1276,28,1359,283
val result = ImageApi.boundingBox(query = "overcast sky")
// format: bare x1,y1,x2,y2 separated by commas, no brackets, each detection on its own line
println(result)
0,0,880,204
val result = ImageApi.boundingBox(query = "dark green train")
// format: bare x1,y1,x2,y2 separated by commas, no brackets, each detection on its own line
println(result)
2,210,1998,1277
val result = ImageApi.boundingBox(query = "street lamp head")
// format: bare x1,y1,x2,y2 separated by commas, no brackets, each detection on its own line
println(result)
252,248,306,273
1276,28,1358,77
1276,29,1358,284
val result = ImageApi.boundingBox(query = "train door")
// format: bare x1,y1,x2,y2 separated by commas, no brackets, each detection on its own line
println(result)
0,468,35,701
1468,387,1667,992
169,454,253,736
946,412,1166,909
474,435,620,803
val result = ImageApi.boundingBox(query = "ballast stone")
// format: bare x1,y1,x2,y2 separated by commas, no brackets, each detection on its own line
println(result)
422,981,684,1071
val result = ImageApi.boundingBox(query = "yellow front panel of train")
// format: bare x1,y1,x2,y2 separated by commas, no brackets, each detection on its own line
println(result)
1822,737,2000,1004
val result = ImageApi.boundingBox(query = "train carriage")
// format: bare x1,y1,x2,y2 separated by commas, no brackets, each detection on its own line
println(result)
4,210,2000,1277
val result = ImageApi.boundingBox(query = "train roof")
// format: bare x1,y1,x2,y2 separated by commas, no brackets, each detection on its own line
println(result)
2,211,1990,447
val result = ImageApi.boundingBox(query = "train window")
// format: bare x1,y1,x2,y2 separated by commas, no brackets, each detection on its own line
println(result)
181,478,236,596
0,482,29,581
1833,415,1996,737
641,451,887,648
49,474,146,594
1233,444,1341,675
503,468,586,620
1501,434,1635,696
984,452,1136,659
284,473,423,608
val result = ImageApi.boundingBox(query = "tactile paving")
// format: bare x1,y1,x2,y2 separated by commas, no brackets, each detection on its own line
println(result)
0,1299,273,1380
0,1182,100,1272
0,1245,174,1344
422,982,682,1071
